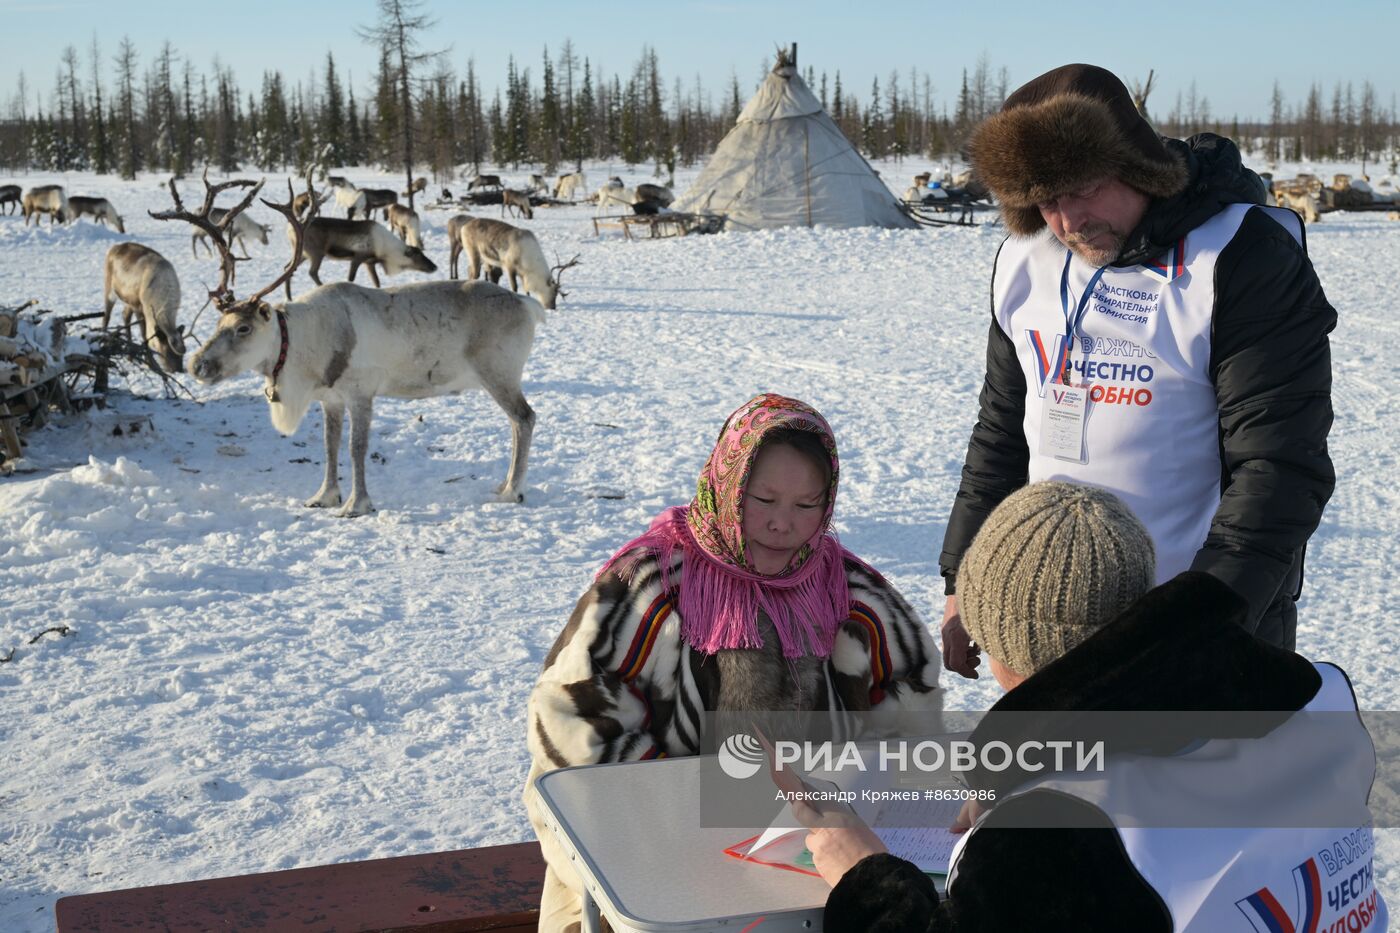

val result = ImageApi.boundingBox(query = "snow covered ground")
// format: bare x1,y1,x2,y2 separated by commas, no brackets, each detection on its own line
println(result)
1,157,1397,930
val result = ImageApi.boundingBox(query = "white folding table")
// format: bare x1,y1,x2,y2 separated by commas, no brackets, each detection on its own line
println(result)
533,755,833,932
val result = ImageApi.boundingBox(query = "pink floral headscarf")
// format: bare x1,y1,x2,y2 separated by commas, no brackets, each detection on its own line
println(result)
600,394,858,658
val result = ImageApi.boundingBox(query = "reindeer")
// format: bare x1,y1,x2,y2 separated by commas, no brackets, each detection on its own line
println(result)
594,183,635,215
293,187,331,220
165,174,544,515
466,174,502,192
288,217,436,294
191,206,270,260
446,213,479,280
553,171,586,201
458,217,576,310
328,176,369,219
359,187,398,220
500,189,534,220
402,176,428,198
385,203,424,248
102,242,185,372
68,196,126,232
1276,185,1321,224
0,184,20,214
22,185,71,225
526,174,548,195
632,183,674,215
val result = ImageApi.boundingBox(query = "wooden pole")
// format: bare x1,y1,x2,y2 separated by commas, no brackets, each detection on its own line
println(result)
805,122,813,228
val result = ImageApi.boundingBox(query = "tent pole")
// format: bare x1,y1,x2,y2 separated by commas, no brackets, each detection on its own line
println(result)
804,122,813,228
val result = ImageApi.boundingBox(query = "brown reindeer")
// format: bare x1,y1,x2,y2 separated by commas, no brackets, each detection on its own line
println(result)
288,217,436,295
501,189,534,220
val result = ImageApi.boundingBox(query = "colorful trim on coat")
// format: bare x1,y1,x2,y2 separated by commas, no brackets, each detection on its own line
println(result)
848,601,893,705
617,592,673,683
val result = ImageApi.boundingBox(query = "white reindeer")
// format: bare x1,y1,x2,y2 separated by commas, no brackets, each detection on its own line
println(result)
102,242,185,372
328,176,368,219
457,217,576,310
553,171,586,201
191,206,270,258
593,183,635,215
169,178,544,515
22,185,71,225
68,196,126,232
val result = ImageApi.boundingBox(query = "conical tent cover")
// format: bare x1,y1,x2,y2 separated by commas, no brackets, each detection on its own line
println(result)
672,60,915,230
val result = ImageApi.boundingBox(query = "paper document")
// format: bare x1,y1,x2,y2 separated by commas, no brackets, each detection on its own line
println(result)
728,736,963,875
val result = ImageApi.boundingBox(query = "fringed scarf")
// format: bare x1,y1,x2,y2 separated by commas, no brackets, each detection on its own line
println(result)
600,394,859,659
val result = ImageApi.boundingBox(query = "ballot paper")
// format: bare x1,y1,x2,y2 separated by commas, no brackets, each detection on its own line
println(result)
724,735,962,876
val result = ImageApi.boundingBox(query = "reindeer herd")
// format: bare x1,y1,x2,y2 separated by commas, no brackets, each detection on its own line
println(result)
4,168,586,515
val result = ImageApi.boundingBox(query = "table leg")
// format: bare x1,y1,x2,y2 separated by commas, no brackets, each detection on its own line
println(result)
582,889,603,933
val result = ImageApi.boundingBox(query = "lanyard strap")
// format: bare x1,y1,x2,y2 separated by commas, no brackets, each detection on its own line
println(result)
1057,251,1107,383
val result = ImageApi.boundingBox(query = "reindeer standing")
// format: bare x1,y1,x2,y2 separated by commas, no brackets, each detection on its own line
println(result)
157,172,546,515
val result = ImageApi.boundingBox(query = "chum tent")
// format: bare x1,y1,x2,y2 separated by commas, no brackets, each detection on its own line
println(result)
671,46,916,230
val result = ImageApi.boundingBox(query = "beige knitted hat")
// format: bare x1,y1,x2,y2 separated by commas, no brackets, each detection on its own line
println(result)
959,482,1156,676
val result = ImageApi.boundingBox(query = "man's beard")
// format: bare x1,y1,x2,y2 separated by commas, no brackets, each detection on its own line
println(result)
1064,224,1127,266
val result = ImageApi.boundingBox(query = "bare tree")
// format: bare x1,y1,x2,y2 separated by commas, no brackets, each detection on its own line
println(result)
1129,70,1155,120
356,0,445,210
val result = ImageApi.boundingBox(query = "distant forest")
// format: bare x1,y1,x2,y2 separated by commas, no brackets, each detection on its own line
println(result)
1,37,1397,180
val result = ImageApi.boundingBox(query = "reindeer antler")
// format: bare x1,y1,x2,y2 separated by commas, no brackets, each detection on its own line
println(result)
150,168,264,308
551,252,582,299
255,174,320,304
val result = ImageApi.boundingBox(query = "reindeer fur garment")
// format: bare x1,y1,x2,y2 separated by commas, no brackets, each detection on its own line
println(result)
967,64,1189,236
256,280,544,436
524,550,941,907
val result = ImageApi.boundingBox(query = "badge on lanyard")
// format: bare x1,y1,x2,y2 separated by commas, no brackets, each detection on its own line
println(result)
1038,253,1105,464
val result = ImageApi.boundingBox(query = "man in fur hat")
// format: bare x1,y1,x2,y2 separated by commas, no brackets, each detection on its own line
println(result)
938,63,1335,671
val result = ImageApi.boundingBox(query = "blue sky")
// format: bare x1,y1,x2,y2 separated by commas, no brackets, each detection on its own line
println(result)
2,0,1397,120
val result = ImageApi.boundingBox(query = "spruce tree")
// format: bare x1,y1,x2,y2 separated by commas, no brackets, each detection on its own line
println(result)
322,52,346,166
374,46,399,170
538,47,562,172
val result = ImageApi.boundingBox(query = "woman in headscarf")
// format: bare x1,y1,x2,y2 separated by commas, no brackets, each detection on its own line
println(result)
524,393,941,932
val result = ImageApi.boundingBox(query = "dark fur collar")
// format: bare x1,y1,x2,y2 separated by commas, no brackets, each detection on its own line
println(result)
966,572,1322,793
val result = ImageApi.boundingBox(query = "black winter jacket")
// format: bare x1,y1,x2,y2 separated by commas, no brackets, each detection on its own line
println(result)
824,573,1328,933
938,134,1336,640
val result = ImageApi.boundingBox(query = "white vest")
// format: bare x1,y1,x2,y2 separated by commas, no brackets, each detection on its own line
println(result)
993,205,1305,584
948,663,1388,932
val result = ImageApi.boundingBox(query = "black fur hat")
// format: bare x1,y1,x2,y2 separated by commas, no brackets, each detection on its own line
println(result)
969,63,1188,236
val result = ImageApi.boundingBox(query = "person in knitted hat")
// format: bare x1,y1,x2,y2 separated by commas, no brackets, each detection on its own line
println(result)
939,63,1336,673
804,484,1386,932
957,481,1155,681
523,393,942,933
